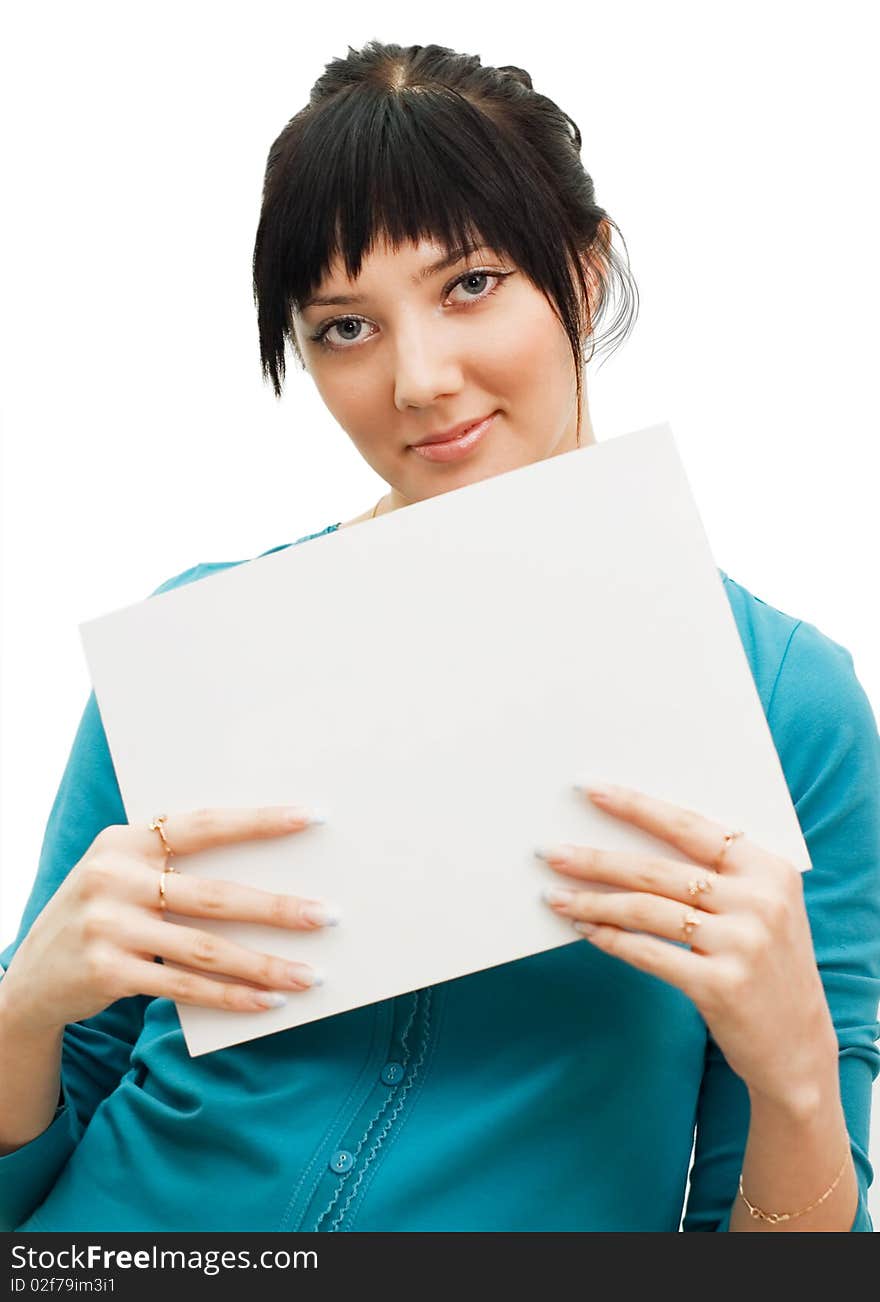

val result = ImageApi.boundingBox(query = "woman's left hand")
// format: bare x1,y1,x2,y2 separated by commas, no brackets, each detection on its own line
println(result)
539,783,839,1112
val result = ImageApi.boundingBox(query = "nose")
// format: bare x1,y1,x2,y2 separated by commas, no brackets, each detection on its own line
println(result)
390,318,464,412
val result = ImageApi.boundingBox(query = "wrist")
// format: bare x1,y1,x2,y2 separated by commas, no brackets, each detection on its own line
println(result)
748,1056,841,1127
0,978,66,1043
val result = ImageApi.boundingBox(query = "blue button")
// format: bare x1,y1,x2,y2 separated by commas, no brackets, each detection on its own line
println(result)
329,1149,354,1173
381,1062,404,1085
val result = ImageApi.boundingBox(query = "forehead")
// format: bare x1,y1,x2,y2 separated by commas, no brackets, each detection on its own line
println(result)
320,234,469,285
299,234,500,311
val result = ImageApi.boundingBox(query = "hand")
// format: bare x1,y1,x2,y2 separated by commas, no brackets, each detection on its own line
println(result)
0,806,336,1034
538,783,839,1112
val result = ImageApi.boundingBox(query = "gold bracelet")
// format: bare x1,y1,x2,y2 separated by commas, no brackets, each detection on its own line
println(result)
738,1149,850,1224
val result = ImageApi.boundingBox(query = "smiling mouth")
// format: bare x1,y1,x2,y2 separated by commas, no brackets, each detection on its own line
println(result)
408,412,498,462
411,413,497,447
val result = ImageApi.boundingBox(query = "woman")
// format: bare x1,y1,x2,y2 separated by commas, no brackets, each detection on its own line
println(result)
1,40,877,1233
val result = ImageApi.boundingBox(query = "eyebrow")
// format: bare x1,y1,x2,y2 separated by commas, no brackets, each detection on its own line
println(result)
300,243,492,310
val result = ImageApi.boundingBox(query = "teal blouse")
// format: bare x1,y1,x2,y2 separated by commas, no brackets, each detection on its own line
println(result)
2,522,878,1232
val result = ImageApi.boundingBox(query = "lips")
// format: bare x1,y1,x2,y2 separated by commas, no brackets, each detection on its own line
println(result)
409,412,497,463
411,414,496,447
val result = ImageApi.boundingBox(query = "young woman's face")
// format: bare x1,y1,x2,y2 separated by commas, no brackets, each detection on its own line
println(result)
292,235,591,508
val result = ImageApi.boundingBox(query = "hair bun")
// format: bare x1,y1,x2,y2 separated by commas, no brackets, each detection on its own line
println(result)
497,64,533,90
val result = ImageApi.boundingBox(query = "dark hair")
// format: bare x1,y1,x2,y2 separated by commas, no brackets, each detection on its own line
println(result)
252,40,639,436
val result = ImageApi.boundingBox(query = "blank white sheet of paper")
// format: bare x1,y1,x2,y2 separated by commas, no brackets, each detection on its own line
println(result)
79,422,810,1057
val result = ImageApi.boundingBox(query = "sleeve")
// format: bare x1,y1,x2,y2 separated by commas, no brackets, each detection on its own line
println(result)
681,618,880,1232
0,566,203,1231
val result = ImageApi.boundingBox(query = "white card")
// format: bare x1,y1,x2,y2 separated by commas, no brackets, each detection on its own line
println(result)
79,422,809,1056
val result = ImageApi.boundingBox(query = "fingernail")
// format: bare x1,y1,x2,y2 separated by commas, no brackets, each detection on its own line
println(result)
572,780,613,800
255,991,288,1008
534,844,573,864
574,921,599,935
542,885,577,905
285,807,329,827
286,964,325,988
301,900,340,927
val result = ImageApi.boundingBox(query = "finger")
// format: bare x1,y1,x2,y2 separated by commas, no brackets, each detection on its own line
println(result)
121,912,319,990
569,920,704,997
576,784,756,875
544,886,725,955
77,849,335,932
122,956,304,1011
130,805,324,865
535,844,730,913
75,852,175,902
147,871,335,931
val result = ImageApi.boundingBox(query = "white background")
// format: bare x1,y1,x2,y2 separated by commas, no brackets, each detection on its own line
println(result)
2,1,878,1229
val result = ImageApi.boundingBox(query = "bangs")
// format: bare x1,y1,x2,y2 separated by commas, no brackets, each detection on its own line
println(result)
254,84,587,392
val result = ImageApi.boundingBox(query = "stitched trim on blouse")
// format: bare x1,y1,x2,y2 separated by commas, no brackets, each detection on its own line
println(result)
278,1002,386,1232
328,987,435,1232
765,619,803,722
340,979,449,1232
312,990,429,1232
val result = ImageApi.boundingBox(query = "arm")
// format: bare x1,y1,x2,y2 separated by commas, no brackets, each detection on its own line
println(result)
0,689,150,1229
0,1002,65,1155
0,564,207,1230
683,619,880,1231
729,1070,858,1231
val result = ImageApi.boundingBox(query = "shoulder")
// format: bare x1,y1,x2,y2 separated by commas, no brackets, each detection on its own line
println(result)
718,567,870,718
146,523,342,599
719,569,879,808
716,568,803,711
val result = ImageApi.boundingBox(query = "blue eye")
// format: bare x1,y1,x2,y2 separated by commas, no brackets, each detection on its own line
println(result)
456,271,491,297
310,268,512,352
323,318,365,345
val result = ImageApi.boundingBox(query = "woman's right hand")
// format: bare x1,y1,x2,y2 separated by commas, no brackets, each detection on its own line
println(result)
0,806,334,1034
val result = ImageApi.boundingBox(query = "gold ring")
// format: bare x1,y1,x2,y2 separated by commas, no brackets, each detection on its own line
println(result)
149,816,178,903
157,865,177,912
687,876,713,897
680,908,702,947
712,829,744,871
148,812,178,864
149,814,175,858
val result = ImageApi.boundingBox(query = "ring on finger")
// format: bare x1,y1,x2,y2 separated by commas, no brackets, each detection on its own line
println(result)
687,875,713,897
680,908,702,947
149,814,176,860
712,828,744,871
157,863,178,912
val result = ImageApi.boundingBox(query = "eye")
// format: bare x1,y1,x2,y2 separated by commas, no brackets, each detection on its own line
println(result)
447,269,500,303
309,267,513,352
313,316,370,349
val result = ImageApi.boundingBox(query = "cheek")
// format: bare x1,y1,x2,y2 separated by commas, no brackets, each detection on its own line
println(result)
476,305,572,401
311,371,394,462
312,366,379,424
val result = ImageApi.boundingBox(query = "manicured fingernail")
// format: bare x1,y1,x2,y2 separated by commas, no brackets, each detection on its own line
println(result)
534,844,573,864
542,885,578,905
574,921,599,935
284,806,326,827
572,780,613,801
301,900,340,927
255,991,288,1008
285,962,322,987
286,964,325,988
